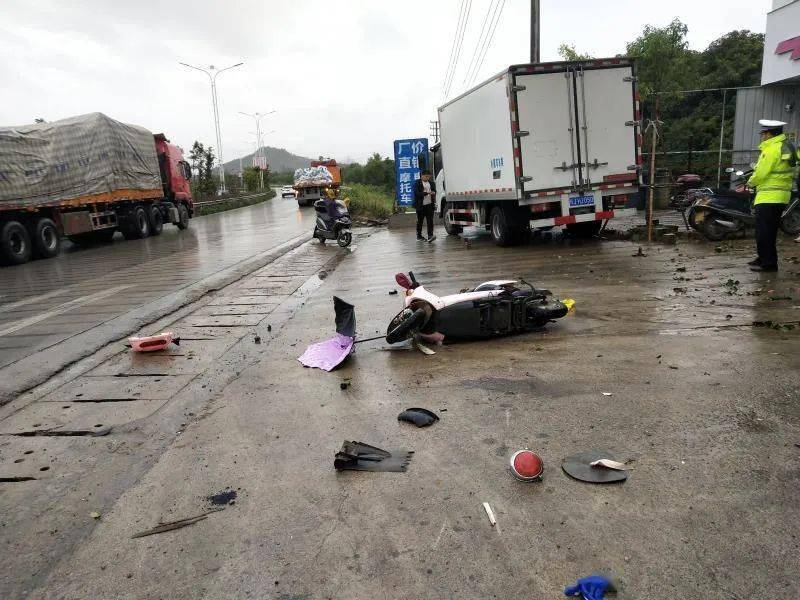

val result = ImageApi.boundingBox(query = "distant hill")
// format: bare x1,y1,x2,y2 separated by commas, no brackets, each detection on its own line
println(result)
224,147,315,174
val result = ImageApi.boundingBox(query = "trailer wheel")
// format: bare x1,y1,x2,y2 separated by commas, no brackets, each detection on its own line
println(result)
0,220,32,266
176,204,190,230
148,205,164,236
31,217,61,259
122,206,150,240
490,207,516,247
565,221,602,238
443,203,463,236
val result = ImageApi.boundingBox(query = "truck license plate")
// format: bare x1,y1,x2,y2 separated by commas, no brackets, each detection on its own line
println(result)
569,195,595,208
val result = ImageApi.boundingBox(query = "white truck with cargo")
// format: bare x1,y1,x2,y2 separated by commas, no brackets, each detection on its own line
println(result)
433,58,641,245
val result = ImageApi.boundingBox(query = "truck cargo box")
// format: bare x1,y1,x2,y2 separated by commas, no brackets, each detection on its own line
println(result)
437,59,640,244
0,112,162,210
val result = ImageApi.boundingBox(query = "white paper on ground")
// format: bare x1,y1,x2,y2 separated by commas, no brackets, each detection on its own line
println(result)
482,502,496,526
590,459,627,471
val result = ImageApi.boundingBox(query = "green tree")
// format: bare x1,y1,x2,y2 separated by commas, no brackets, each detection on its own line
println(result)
557,43,592,61
626,18,697,99
243,167,261,192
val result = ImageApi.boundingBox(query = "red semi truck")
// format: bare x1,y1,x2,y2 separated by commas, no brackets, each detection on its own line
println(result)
0,112,194,266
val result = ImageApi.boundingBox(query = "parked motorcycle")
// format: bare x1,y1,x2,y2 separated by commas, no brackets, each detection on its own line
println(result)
669,173,712,211
686,169,800,241
313,197,352,247
385,272,571,344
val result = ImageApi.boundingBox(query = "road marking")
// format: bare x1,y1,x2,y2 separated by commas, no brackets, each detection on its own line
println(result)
0,288,70,315
0,285,132,337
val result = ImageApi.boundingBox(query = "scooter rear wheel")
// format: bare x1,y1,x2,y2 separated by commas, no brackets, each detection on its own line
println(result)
779,203,800,235
702,217,733,241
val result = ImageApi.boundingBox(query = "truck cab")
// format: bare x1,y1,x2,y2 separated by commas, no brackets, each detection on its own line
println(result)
154,134,193,216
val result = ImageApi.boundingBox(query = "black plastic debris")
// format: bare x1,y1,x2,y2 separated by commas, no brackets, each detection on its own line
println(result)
562,451,628,484
397,407,439,428
334,440,413,472
254,336,261,344
267,325,272,332
388,289,398,295
340,380,350,390
207,488,237,505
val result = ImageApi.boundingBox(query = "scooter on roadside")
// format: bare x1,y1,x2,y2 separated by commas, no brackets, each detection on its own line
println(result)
385,271,571,344
313,194,352,247
686,169,800,241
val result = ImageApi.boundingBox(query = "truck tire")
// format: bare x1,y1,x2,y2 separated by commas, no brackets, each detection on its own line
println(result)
122,206,150,240
176,204,189,230
565,221,602,238
148,204,164,236
443,203,463,236
490,207,516,247
31,217,61,259
0,220,32,266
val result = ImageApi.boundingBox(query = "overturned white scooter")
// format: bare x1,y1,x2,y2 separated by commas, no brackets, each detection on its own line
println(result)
385,272,572,344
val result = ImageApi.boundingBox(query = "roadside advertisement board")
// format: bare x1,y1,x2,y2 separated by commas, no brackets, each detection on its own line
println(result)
393,138,428,207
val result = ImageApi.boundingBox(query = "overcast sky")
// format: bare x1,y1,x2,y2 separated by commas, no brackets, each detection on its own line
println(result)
1,1,767,165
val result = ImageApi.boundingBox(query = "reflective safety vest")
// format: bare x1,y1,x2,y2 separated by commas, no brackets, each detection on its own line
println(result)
748,133,796,204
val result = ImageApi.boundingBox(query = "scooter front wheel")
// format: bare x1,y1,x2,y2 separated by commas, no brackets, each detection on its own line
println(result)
337,231,352,247
386,307,427,344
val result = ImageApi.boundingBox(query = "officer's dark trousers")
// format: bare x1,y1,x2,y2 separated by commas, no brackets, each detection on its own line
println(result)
416,203,434,238
754,203,783,268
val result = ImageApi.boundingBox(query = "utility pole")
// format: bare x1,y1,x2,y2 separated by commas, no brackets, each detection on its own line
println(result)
530,0,540,63
179,61,244,194
239,111,276,190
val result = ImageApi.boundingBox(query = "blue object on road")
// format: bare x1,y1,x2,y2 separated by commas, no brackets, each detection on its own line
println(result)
564,574,614,599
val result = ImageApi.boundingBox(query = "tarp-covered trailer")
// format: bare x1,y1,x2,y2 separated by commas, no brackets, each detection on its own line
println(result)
0,112,194,266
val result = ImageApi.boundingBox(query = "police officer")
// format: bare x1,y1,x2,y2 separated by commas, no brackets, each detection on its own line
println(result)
748,119,797,272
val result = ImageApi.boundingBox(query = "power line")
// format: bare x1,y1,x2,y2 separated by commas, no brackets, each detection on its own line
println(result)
444,0,472,99
442,0,467,98
465,0,502,86
462,0,496,85
469,0,505,86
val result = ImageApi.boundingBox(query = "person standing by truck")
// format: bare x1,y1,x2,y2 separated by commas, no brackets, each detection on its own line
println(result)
747,119,797,272
413,171,436,242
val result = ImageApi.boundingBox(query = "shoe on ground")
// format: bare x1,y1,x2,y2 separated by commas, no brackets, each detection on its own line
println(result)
747,258,761,266
416,235,425,241
427,235,437,243
750,264,777,272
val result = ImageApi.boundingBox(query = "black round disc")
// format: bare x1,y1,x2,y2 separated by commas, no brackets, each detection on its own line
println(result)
562,451,628,484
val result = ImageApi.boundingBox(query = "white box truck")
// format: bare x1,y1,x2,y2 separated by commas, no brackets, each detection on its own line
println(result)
434,58,641,245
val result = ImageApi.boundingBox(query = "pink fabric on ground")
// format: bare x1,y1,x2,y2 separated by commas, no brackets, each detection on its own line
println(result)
298,333,354,371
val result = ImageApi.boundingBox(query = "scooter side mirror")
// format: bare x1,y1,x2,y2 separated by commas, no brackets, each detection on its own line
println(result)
725,167,734,173
395,273,413,289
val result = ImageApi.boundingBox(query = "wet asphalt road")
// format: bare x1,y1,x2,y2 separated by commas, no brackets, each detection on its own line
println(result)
0,191,314,369
2,226,798,599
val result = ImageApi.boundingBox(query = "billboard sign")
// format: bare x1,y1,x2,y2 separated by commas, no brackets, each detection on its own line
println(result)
393,138,428,207
252,155,267,170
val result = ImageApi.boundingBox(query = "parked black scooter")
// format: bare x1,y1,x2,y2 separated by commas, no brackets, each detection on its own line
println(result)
313,196,352,247
686,169,800,241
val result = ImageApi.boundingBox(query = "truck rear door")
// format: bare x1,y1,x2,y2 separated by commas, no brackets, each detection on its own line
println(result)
514,71,578,194
512,61,637,195
574,64,636,186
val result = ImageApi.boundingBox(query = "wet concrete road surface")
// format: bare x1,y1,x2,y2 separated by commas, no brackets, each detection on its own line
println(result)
1,227,799,599
0,193,316,400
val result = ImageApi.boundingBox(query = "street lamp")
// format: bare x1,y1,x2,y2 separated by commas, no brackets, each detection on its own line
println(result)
179,61,243,193
239,110,276,190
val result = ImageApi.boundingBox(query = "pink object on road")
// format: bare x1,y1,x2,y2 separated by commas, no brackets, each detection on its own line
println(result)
127,331,180,352
298,333,354,371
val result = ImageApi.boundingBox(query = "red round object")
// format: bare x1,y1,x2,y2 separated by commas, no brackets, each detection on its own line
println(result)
509,450,543,481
